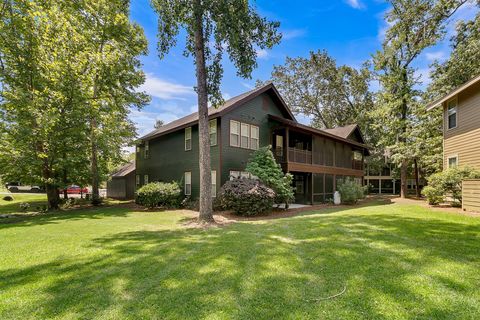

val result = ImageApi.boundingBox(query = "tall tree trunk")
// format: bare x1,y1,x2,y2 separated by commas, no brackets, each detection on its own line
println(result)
193,0,213,222
414,158,420,198
63,168,68,200
400,68,409,198
90,114,100,205
42,162,59,209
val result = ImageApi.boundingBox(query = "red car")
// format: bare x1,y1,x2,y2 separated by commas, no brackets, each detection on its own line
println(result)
63,185,89,194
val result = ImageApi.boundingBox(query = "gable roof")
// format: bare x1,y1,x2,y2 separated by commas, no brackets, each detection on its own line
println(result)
111,162,135,178
426,74,480,111
324,124,366,144
140,83,295,141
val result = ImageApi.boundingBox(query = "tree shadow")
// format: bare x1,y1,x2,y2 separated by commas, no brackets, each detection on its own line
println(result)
2,207,480,319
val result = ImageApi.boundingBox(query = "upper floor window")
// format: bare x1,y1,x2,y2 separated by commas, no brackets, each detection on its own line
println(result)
144,141,149,159
230,120,259,150
185,127,192,151
210,119,217,146
448,155,458,168
136,146,140,153
230,120,240,147
184,172,192,195
447,98,457,129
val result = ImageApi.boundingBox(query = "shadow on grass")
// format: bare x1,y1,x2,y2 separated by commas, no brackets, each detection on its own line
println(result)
1,206,480,319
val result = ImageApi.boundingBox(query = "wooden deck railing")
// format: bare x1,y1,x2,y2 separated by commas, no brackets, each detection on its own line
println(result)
285,147,364,171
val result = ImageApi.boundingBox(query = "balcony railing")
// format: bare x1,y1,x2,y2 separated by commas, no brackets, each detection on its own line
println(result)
288,147,312,164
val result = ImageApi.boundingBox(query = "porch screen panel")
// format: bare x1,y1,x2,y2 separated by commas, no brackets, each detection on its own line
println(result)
313,173,325,204
313,137,325,165
325,174,334,201
324,139,334,166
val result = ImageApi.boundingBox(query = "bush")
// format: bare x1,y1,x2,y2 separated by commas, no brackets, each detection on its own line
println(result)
421,185,443,205
136,181,182,209
337,179,365,205
19,202,30,212
218,178,275,216
246,146,294,208
2,195,14,201
423,167,480,206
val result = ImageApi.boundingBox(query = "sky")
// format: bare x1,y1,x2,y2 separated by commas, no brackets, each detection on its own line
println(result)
129,0,479,139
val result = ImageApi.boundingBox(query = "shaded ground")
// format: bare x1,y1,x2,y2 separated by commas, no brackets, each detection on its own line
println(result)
1,199,480,319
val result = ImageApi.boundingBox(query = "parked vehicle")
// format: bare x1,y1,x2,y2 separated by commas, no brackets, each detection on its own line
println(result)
5,182,44,193
62,185,89,194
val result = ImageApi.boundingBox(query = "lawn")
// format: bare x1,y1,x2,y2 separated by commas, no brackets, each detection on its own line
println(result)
0,193,47,214
1,199,480,319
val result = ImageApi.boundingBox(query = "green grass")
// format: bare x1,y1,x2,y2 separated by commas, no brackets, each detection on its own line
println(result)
1,200,480,319
0,193,47,214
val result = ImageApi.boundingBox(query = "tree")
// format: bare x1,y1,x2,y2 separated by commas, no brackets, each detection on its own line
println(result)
150,0,281,222
373,0,468,198
246,146,294,208
429,10,480,96
154,119,164,129
262,51,376,138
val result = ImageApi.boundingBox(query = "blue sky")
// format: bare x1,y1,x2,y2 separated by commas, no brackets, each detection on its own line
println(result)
129,0,478,138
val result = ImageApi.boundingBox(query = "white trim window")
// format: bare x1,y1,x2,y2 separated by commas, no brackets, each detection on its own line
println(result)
210,119,217,146
241,123,250,149
136,175,140,187
250,125,259,150
144,175,149,185
184,172,192,195
230,120,240,147
185,127,192,151
448,155,458,168
447,98,457,130
144,141,149,159
211,170,217,197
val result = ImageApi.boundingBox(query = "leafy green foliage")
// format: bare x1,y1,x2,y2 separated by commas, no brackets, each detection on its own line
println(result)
423,167,480,205
246,146,294,207
421,185,444,205
337,179,365,205
136,182,182,209
18,203,30,212
218,178,275,216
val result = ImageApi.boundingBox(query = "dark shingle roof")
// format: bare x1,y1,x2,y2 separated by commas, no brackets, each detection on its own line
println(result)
111,162,135,178
139,83,295,141
323,124,358,139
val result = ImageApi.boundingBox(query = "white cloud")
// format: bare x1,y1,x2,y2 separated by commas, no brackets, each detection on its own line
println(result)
282,28,307,40
138,73,194,100
425,51,447,62
345,0,364,9
256,49,269,59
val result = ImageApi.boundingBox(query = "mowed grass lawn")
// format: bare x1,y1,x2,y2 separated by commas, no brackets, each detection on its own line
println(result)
1,199,480,319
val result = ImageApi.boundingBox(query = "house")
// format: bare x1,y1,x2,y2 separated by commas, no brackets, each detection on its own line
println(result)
135,83,370,205
427,74,480,170
107,162,136,200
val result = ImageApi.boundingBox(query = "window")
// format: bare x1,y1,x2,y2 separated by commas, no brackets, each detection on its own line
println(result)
136,146,140,153
185,127,192,151
136,175,140,187
230,120,240,147
184,172,191,195
447,98,457,129
144,141,149,159
210,119,217,146
144,175,149,185
275,135,284,156
211,170,217,197
250,125,259,150
241,123,250,149
448,155,458,168
229,170,257,180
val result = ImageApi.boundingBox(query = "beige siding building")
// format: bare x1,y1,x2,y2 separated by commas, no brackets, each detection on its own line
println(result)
427,75,480,171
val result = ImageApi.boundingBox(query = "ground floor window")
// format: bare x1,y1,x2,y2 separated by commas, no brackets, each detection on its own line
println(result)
212,170,217,197
448,155,458,168
184,172,191,195
144,175,149,185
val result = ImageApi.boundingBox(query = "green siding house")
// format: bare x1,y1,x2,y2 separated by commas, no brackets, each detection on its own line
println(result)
135,83,369,204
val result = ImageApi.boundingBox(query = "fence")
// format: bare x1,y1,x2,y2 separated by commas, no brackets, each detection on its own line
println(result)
462,179,480,213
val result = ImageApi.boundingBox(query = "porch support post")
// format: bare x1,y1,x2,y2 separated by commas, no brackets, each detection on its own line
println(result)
285,127,290,163
311,173,314,205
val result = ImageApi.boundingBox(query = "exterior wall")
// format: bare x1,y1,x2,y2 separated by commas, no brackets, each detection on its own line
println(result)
107,172,135,199
219,93,287,186
462,179,480,213
136,122,220,199
443,81,480,170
